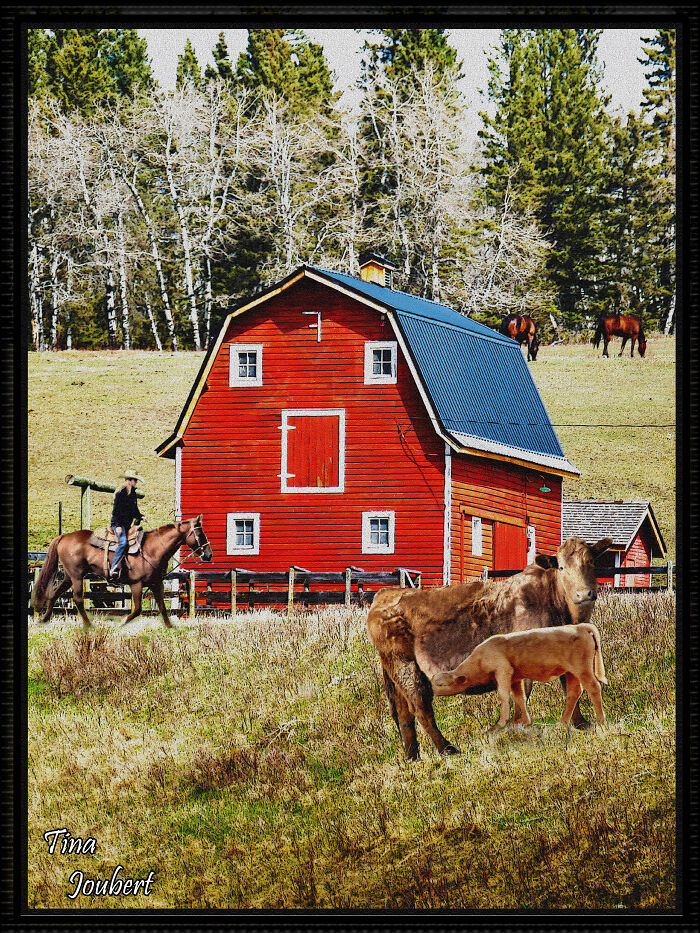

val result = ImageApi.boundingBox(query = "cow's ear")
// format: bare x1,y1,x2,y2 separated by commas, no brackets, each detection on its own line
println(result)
535,554,557,569
591,537,613,558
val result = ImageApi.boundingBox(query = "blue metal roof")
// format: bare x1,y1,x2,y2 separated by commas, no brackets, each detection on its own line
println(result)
309,265,575,472
310,266,514,345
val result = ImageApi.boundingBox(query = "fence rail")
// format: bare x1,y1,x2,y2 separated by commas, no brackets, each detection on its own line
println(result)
27,558,422,618
485,561,676,592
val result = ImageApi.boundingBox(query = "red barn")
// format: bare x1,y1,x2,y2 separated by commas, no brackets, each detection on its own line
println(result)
563,500,667,588
157,258,580,588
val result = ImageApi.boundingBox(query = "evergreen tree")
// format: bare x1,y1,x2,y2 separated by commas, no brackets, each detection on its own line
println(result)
639,29,676,332
234,29,335,115
176,38,202,90
360,28,461,91
479,29,612,328
29,28,153,115
204,32,235,85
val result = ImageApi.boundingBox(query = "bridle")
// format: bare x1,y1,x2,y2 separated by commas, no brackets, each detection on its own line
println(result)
183,518,210,563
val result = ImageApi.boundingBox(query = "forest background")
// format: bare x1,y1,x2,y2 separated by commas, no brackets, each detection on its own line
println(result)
27,26,676,352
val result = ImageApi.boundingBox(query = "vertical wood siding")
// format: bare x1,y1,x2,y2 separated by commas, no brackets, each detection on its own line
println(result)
621,532,652,587
179,280,447,586
450,456,562,581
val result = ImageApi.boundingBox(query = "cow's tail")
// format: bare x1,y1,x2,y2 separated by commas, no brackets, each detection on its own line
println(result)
31,535,62,610
590,626,608,685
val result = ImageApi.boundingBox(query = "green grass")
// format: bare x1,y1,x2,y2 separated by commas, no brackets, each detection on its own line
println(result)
528,337,676,559
27,592,675,909
28,337,675,557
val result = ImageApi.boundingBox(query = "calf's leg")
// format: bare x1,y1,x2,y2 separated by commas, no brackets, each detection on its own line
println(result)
511,680,532,726
560,673,583,725
560,674,592,729
488,672,513,732
580,672,606,726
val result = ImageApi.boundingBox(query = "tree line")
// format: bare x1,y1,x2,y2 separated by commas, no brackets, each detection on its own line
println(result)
27,27,676,351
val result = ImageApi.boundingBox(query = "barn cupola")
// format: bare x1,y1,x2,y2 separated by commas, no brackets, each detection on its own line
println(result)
359,251,399,289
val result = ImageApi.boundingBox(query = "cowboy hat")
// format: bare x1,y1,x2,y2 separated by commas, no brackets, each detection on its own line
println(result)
124,470,144,483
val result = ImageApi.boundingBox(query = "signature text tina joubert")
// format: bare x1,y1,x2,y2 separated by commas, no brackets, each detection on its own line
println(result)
44,829,155,899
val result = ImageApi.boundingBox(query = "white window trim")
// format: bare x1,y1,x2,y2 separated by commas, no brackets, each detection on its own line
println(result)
229,343,263,387
362,510,396,554
226,512,260,555
280,408,346,494
364,341,398,385
471,516,483,557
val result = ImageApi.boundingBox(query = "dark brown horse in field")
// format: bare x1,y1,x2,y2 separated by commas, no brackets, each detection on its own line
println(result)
499,313,540,361
31,516,213,629
593,314,646,358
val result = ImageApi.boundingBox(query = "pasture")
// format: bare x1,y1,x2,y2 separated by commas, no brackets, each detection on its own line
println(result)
27,337,676,558
26,338,677,909
28,591,675,909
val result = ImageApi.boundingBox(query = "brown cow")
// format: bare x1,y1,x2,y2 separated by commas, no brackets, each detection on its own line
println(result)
431,623,608,730
366,536,612,760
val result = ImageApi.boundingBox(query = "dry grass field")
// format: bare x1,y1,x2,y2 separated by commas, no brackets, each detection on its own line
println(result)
26,337,677,910
27,591,675,909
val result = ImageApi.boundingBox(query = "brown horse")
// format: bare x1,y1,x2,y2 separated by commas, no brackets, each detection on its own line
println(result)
31,515,213,629
593,314,646,358
499,313,540,361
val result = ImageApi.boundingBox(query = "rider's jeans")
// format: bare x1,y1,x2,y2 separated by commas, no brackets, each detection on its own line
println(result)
111,525,128,573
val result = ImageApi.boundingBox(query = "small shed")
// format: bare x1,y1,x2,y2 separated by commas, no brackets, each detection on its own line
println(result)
157,257,580,588
563,500,667,587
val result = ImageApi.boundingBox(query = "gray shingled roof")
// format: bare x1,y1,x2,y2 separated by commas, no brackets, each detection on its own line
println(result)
563,500,666,556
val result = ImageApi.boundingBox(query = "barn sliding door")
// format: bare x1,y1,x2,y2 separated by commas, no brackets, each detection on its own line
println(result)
281,409,345,493
493,521,527,572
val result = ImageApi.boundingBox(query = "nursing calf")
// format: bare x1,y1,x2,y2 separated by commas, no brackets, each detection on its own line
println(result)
366,536,611,760
432,623,608,730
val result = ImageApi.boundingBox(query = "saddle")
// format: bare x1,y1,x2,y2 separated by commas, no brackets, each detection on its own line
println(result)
89,527,145,579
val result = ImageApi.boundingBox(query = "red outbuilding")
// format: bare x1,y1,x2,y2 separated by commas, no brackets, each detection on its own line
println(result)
157,256,580,587
563,500,667,588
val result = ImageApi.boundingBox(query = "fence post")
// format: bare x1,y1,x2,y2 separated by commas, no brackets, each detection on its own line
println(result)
481,566,489,582
288,566,295,616
230,569,237,615
344,567,352,607
667,560,673,592
189,570,196,620
399,568,406,588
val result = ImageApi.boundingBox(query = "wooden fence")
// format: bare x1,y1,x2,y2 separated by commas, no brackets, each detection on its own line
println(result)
485,562,676,592
27,552,675,620
27,556,422,619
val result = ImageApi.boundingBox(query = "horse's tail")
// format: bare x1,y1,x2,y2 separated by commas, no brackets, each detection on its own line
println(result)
31,536,62,610
592,319,604,348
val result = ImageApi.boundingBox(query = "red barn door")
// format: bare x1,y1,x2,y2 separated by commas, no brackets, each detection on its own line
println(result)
493,521,527,571
282,409,345,492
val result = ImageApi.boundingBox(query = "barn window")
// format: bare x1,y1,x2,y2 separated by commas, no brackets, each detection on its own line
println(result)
364,341,397,384
362,511,395,554
471,516,483,556
280,409,345,493
226,513,260,554
229,344,263,387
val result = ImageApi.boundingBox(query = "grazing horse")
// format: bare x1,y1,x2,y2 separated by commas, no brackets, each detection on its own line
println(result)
499,313,540,361
593,314,647,358
31,515,212,629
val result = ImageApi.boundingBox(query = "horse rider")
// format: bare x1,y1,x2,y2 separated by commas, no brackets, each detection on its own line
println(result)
110,470,146,580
